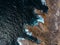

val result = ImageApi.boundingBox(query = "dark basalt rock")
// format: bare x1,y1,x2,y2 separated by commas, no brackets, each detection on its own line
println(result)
0,0,48,45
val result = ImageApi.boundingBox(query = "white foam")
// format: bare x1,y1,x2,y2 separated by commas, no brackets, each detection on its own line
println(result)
33,15,44,26
37,15,44,23
41,0,46,5
18,41,23,45
25,29,29,32
17,37,25,41
17,37,25,45
26,32,32,36
24,28,32,36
